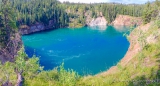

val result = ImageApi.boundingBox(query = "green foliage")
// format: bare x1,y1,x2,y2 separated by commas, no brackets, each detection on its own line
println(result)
0,47,80,86
0,0,18,49
138,30,147,48
15,47,42,73
23,62,80,86
0,0,17,30
156,0,160,6
15,48,27,72
25,55,43,73
58,63,80,86
1,0,160,86
0,48,43,85
142,0,160,24
0,0,145,28
117,63,123,70
155,20,160,28
0,62,17,85
1,20,160,86
142,2,153,24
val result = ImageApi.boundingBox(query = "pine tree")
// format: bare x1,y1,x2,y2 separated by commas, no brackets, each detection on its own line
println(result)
156,0,160,7
142,2,152,24
0,0,21,59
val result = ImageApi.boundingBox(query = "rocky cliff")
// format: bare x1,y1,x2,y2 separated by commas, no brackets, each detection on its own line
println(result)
86,12,108,27
19,23,45,35
19,20,56,35
87,16,108,26
19,14,142,35
0,33,22,63
112,15,142,26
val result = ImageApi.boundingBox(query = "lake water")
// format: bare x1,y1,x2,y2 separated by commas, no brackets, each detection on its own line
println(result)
22,26,130,75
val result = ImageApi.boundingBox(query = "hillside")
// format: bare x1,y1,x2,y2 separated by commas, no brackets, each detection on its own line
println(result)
112,15,142,26
1,0,144,34
1,17,160,86
78,20,160,86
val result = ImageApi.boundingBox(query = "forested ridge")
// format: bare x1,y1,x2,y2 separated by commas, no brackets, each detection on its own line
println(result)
1,0,145,28
0,0,160,86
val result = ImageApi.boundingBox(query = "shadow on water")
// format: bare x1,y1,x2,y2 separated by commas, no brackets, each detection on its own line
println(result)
24,46,58,70
24,46,36,57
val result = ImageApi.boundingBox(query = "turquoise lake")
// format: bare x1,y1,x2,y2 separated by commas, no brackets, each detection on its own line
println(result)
22,26,130,75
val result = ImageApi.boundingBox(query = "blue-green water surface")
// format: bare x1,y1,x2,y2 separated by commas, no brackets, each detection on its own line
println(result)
22,26,130,75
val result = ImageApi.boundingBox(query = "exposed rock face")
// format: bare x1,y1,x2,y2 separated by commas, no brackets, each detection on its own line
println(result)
19,23,46,35
19,20,55,35
0,33,22,63
19,14,142,35
88,17,107,26
112,15,142,26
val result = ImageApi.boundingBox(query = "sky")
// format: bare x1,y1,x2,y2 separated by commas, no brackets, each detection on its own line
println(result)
59,0,155,4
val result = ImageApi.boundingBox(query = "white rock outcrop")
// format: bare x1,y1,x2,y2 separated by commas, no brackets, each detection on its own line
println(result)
88,17,107,26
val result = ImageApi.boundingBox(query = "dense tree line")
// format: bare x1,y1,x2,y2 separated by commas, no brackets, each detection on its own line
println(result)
55,2,145,27
11,0,69,28
86,3,144,23
142,0,160,24
0,0,18,51
0,0,146,28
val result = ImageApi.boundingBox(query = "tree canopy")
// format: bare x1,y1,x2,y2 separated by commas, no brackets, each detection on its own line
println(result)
0,0,145,28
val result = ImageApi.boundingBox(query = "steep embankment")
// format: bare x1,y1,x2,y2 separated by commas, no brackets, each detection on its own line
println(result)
19,20,56,35
104,23,152,75
112,15,142,26
79,21,160,85
0,33,22,63
19,24,45,35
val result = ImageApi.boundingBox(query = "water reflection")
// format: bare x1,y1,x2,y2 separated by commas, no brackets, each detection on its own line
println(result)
87,25,107,31
87,25,131,33
114,25,130,33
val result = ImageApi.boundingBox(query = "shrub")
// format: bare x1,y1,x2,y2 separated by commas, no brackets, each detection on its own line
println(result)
58,63,80,86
